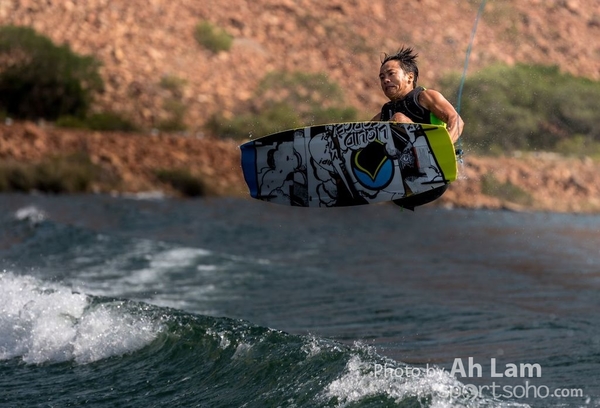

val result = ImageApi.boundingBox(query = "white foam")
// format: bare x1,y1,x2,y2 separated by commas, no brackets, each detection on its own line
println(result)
121,191,166,200
323,352,529,408
13,205,47,224
119,246,213,291
197,264,219,272
206,328,231,349
301,335,324,358
74,241,214,297
149,247,211,269
71,302,159,364
0,272,162,365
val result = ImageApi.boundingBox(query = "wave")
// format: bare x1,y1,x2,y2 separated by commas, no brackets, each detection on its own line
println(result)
0,272,161,364
0,273,527,407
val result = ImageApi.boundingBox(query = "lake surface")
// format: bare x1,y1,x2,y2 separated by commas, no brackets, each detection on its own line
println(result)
1,193,599,407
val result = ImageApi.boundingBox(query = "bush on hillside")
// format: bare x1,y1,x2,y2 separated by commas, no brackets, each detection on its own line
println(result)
0,25,103,120
554,135,600,159
255,71,358,124
155,74,188,132
159,74,187,97
480,172,533,206
0,154,103,193
56,112,138,132
154,168,206,197
156,99,187,133
441,64,600,153
205,102,302,139
194,21,233,53
207,71,358,139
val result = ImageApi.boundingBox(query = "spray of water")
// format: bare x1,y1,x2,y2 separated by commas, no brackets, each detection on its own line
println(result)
0,272,162,365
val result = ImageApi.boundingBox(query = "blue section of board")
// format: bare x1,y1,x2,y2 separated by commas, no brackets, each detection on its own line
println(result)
240,142,259,198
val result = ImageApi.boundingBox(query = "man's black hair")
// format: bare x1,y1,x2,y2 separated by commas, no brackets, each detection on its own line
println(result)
381,46,419,86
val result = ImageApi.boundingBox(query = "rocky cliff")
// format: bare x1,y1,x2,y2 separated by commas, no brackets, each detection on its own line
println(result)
1,0,600,212
1,0,598,129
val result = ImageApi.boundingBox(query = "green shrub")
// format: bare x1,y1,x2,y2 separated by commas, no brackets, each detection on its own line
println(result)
255,71,356,123
0,153,101,193
55,115,88,130
194,21,233,53
207,71,358,139
480,172,533,206
56,112,137,132
0,25,103,120
159,74,187,97
554,135,600,159
85,112,137,132
442,64,600,153
0,161,35,191
155,75,188,132
206,103,301,139
156,100,187,132
155,168,205,197
35,154,98,193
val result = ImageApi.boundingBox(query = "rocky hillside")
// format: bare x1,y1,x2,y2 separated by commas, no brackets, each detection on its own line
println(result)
0,122,244,195
1,0,600,212
1,0,598,130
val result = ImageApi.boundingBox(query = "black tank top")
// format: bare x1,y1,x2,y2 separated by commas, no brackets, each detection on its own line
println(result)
380,86,435,123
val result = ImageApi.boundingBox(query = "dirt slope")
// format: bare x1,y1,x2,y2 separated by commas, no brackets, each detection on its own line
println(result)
1,1,600,212
1,0,598,129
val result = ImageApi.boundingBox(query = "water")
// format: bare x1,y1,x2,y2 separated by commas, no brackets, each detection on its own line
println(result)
1,193,599,407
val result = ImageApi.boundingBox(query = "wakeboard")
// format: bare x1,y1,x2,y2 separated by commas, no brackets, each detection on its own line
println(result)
240,122,457,208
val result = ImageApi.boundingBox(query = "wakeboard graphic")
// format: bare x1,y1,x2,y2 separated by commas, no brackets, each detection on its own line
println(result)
240,122,457,208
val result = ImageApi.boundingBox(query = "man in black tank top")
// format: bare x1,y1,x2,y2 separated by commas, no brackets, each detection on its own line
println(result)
371,47,464,143
370,46,465,209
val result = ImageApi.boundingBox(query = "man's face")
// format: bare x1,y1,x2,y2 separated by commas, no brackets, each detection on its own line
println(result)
379,60,414,101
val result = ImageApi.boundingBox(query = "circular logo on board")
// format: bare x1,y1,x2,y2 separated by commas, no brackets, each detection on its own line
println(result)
351,140,394,190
